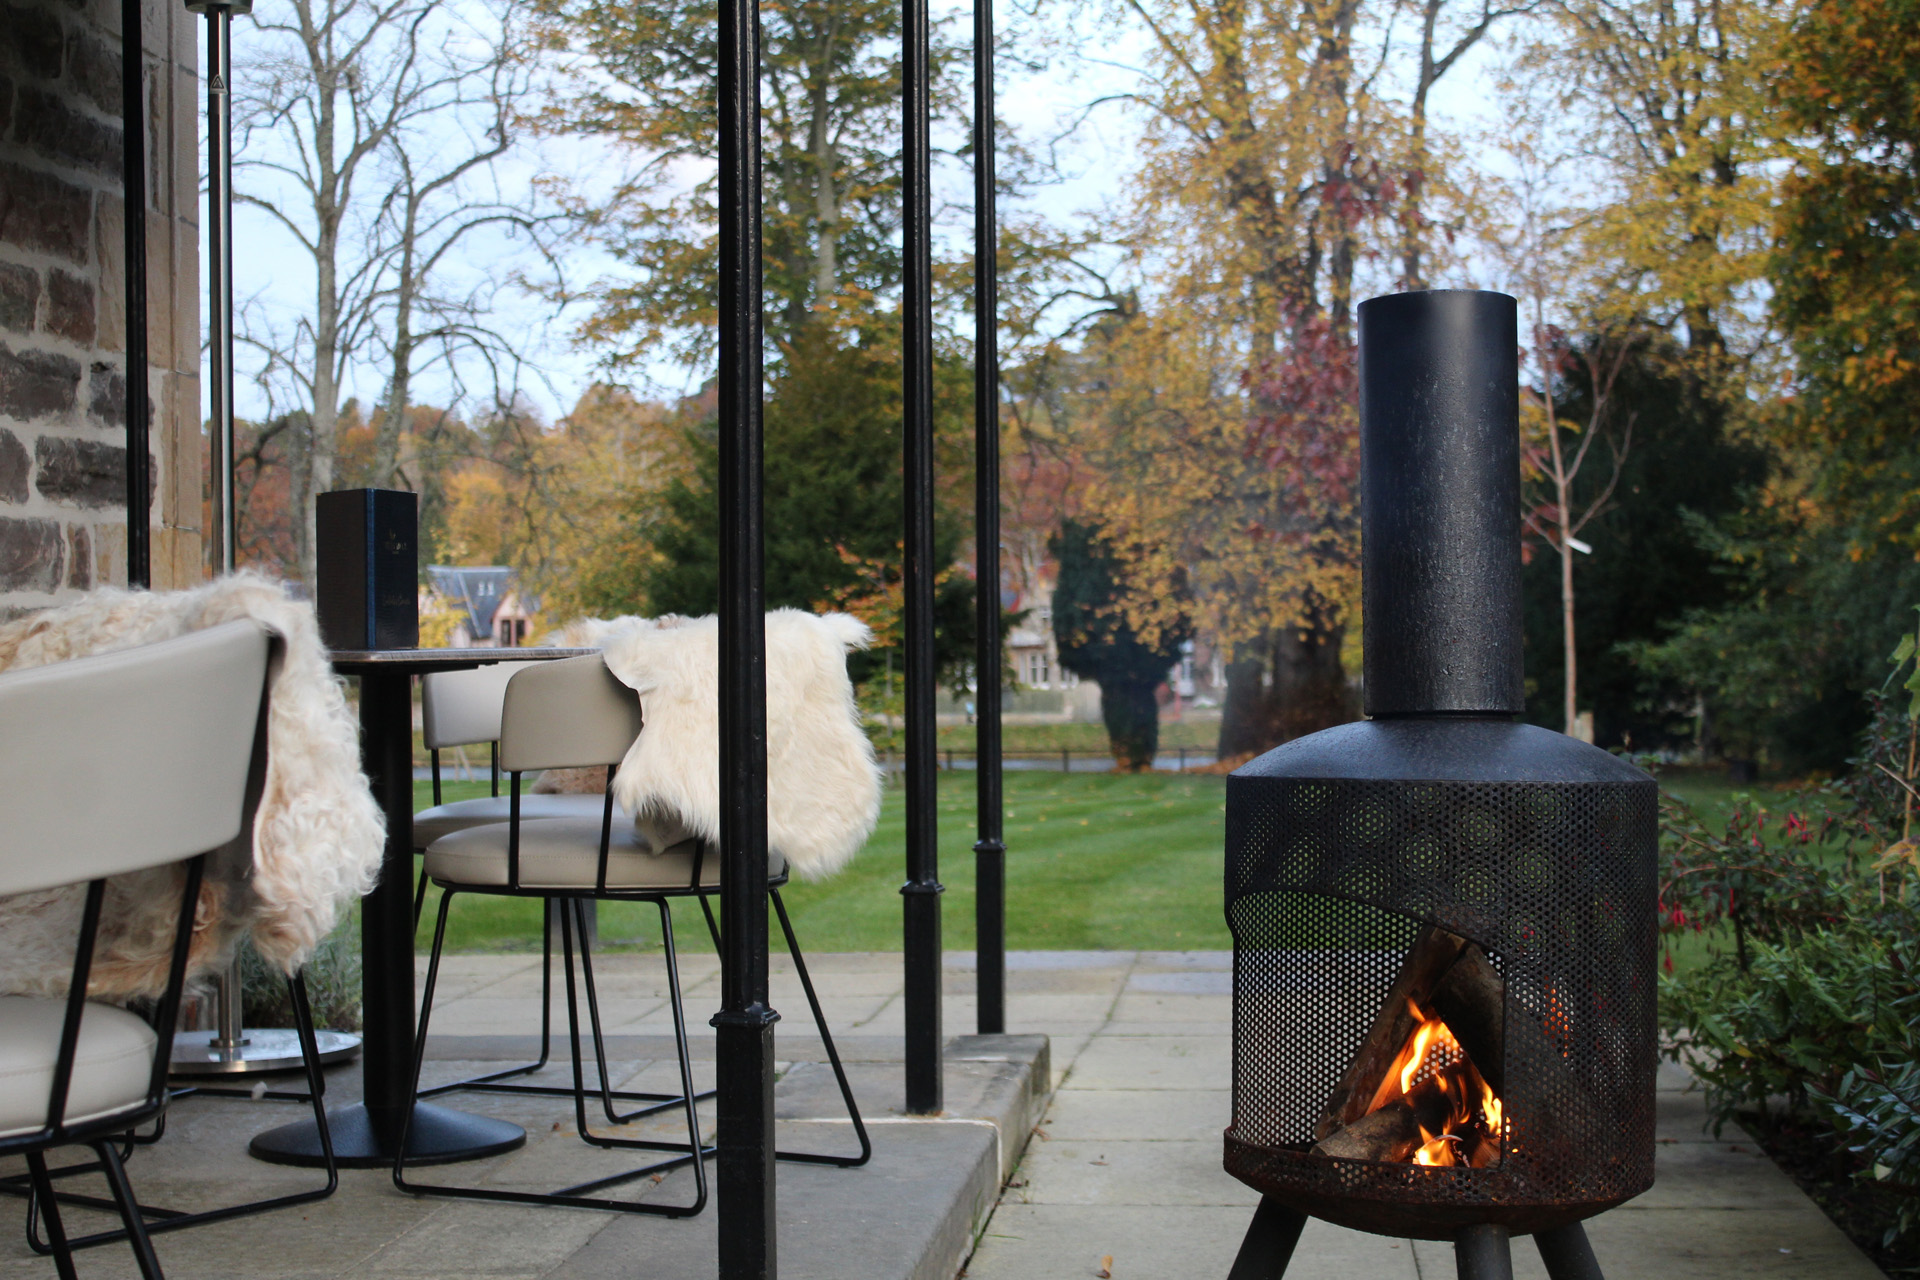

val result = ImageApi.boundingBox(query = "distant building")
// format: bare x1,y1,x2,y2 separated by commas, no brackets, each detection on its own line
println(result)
425,566,539,647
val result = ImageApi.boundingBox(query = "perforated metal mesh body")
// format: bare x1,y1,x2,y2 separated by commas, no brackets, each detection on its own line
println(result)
1222,719,1658,1239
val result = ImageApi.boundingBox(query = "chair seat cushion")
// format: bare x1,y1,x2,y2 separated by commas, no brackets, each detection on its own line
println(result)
425,818,782,891
412,793,608,848
0,997,156,1138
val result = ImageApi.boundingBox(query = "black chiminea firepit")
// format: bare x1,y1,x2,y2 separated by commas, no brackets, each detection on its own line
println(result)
1222,290,1657,1280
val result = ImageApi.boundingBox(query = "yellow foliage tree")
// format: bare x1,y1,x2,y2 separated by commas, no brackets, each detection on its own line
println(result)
1049,0,1510,753
1517,0,1799,364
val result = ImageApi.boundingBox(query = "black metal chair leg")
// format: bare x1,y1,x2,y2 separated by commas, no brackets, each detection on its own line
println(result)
24,1153,78,1280
416,896,557,1098
17,972,339,1255
396,890,707,1215
698,890,722,952
1227,1197,1308,1280
94,1140,164,1280
394,888,459,1187
1456,1224,1514,1280
572,900,711,1127
769,889,870,1166
1535,1222,1604,1280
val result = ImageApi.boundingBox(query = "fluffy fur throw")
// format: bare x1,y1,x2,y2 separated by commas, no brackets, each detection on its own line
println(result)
0,573,384,998
600,610,881,880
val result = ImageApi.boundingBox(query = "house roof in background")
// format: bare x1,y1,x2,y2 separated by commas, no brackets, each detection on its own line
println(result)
427,565,522,638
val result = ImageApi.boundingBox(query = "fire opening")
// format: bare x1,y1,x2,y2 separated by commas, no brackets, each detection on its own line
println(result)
1308,927,1511,1169
1360,999,1503,1167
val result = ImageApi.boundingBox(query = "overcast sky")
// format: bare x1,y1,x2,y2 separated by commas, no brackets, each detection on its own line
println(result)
204,0,1512,429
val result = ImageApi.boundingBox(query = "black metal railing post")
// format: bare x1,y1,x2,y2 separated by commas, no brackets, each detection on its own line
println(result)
713,0,778,1265
901,0,944,1115
971,0,1005,1038
122,0,150,589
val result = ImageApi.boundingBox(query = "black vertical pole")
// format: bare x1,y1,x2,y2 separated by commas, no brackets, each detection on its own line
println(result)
122,0,151,589
901,0,944,1114
971,0,1005,1038
714,0,778,1264
205,2,237,573
358,671,417,1149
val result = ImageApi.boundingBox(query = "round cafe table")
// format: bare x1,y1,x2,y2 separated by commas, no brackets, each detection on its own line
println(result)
250,646,593,1168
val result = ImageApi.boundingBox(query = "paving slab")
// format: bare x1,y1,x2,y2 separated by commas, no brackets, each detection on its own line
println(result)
0,1023,1048,1280
964,1205,1416,1279
1060,1036,1231,1092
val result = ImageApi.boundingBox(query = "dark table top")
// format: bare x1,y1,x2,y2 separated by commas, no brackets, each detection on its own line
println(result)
329,646,595,674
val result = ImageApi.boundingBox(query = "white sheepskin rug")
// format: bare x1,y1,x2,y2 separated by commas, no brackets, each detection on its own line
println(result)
603,609,881,880
0,573,385,998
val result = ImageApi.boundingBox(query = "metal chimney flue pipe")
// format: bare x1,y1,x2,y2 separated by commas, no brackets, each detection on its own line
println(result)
1358,289,1524,719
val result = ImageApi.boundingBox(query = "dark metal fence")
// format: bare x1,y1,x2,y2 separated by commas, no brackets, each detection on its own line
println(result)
971,0,1006,1042
899,0,945,1119
714,0,777,1263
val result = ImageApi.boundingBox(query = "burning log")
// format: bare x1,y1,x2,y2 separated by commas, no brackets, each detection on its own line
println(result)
1428,941,1506,1097
1314,926,1468,1140
1310,1102,1422,1162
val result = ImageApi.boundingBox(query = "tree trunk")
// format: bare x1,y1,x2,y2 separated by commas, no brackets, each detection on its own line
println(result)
374,199,419,488
1217,619,1352,759
1219,648,1282,759
1101,679,1162,771
1273,617,1351,742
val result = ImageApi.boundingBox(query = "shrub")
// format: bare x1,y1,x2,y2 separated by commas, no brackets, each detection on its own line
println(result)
1655,606,1920,1248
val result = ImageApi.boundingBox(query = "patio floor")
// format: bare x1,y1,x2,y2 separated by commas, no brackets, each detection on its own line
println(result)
0,950,1892,1279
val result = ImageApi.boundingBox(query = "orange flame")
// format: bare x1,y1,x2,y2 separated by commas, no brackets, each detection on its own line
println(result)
1363,999,1503,1168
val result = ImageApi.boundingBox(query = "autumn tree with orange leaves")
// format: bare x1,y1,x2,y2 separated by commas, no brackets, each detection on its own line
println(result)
1044,0,1517,756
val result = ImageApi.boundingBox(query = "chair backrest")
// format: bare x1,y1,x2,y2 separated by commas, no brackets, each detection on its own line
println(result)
500,655,642,773
0,620,271,898
421,661,538,750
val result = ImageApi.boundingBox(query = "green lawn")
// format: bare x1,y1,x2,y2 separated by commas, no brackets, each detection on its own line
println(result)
929,719,1221,753
407,761,1828,959
413,770,1233,955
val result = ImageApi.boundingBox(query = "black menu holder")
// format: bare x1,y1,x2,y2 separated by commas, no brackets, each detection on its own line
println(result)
316,488,419,650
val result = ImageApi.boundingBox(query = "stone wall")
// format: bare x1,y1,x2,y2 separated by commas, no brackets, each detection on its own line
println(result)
0,0,202,615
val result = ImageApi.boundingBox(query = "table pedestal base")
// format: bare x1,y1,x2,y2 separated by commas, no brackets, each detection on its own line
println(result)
248,1102,525,1169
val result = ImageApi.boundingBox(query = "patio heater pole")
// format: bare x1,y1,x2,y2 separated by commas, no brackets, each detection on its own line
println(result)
173,0,361,1078
971,0,1005,1037
713,0,777,1261
902,0,944,1115
121,0,150,590
202,0,240,573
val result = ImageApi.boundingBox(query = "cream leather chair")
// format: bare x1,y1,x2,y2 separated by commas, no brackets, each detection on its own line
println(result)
412,661,606,880
396,655,869,1217
410,661,604,1097
0,621,275,1280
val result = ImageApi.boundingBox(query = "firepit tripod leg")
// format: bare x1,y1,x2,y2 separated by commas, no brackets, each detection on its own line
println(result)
1225,1198,1308,1279
1454,1224,1514,1280
1534,1223,1604,1280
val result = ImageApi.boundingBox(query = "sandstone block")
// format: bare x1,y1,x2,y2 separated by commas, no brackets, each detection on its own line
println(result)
0,341,81,418
88,359,124,426
35,434,127,507
68,31,121,115
47,267,94,344
94,194,123,349
0,516,63,592
0,262,38,333
0,3,67,78
66,521,90,588
0,428,27,501
14,84,122,177
0,160,93,264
